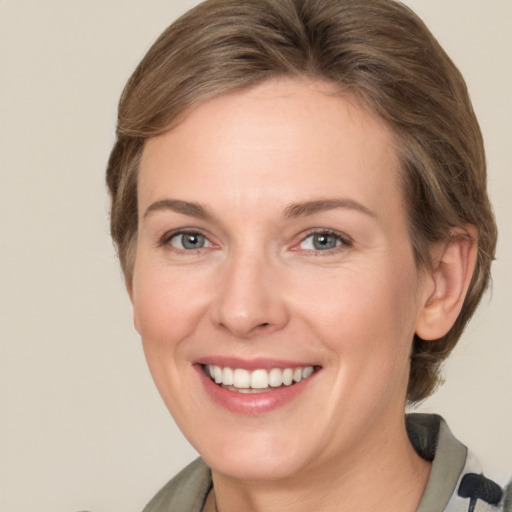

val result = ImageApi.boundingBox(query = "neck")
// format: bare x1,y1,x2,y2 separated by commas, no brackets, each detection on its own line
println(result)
210,417,431,512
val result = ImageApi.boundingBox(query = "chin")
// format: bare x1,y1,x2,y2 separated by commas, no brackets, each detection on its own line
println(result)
195,428,315,482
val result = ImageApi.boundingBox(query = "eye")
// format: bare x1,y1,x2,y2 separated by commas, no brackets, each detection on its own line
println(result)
167,231,213,250
298,230,350,252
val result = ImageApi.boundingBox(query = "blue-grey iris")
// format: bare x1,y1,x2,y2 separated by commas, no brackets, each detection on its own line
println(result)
313,233,338,250
182,233,206,249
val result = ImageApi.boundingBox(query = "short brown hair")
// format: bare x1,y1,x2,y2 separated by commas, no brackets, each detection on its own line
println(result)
106,0,497,402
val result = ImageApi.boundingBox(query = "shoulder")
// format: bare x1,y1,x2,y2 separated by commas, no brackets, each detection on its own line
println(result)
407,413,512,512
142,458,212,512
446,453,512,512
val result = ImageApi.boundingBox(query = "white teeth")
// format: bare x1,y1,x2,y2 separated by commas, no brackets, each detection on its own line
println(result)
222,367,234,386
213,365,222,384
268,368,283,387
251,369,269,389
233,368,251,388
283,368,293,385
302,366,314,379
204,364,316,390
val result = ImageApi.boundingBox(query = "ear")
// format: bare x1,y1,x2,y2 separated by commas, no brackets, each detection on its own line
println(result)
415,226,478,340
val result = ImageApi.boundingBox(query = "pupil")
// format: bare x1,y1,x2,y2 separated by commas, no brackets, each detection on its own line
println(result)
183,233,204,249
313,234,336,250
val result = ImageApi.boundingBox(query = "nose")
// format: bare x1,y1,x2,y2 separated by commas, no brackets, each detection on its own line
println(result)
210,252,290,339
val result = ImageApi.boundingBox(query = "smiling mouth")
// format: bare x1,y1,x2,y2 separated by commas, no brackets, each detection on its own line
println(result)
203,364,319,393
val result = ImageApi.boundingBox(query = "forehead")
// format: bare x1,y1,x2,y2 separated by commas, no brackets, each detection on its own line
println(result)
138,78,403,224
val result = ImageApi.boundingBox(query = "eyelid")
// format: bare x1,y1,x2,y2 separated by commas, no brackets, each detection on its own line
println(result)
156,227,352,254
158,227,217,251
293,228,353,253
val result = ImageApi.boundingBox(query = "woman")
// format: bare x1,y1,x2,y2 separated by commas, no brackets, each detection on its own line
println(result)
106,0,510,510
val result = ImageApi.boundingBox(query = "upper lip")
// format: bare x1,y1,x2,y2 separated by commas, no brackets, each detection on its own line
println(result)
194,356,320,371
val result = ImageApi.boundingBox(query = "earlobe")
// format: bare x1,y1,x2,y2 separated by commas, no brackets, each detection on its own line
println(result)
415,226,478,340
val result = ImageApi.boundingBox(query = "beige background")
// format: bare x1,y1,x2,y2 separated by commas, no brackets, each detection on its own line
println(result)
1,1,510,511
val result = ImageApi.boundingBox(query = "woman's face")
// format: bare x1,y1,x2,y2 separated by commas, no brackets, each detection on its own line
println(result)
131,78,431,481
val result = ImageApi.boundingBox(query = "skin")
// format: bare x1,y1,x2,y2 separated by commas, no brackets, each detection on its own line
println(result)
130,77,449,511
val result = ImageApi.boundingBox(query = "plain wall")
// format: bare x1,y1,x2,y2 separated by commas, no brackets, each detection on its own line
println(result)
1,1,510,511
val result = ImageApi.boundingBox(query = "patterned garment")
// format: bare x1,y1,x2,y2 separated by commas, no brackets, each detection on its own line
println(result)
443,452,509,512
408,414,510,512
142,414,511,512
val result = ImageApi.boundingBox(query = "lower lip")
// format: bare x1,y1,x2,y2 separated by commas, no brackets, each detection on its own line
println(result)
195,365,318,416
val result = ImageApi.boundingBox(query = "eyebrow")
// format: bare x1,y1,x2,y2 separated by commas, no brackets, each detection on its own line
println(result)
143,197,377,221
283,198,377,219
143,199,212,220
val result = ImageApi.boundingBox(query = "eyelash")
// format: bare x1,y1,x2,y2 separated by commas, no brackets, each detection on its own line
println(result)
294,228,353,255
158,228,213,255
158,228,353,255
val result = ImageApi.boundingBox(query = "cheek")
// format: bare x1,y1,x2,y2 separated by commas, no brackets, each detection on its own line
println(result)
305,263,416,335
297,259,420,379
131,263,211,417
132,264,211,354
